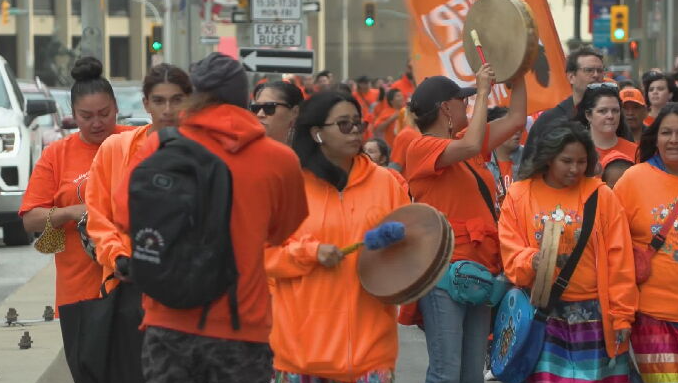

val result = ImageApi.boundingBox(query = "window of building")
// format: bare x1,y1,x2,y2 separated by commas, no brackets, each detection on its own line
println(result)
71,0,81,16
109,37,130,79
34,0,54,15
108,0,129,16
0,36,18,75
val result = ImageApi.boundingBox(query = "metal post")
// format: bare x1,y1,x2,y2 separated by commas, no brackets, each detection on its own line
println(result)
80,0,105,61
668,0,674,71
341,0,348,80
204,0,213,56
164,0,173,63
318,0,326,72
574,0,582,42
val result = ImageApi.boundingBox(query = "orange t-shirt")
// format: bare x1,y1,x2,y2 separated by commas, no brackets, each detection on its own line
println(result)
526,178,598,300
373,106,400,147
614,162,678,322
18,127,129,312
391,75,415,100
643,115,656,127
405,133,501,273
597,138,638,163
391,125,420,176
353,89,380,124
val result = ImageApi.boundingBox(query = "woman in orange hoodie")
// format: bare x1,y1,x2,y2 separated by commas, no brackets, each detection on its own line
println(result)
500,120,637,382
373,88,406,147
266,91,409,383
20,57,130,317
614,103,678,383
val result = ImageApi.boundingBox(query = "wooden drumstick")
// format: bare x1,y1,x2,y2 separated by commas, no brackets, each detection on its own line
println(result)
470,30,488,64
530,220,563,308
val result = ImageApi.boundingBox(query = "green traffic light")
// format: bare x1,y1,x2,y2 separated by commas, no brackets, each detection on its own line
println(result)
614,28,625,40
152,41,162,51
365,17,375,27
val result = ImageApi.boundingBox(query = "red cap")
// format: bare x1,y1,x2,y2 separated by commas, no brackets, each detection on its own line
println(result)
600,150,634,170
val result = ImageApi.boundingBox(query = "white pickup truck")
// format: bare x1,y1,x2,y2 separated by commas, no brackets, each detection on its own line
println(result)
0,55,56,245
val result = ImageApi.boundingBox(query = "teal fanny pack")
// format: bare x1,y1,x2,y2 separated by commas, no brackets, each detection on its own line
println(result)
436,260,509,306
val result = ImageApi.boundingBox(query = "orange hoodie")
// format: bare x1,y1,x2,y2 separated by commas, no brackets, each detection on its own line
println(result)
86,125,151,292
614,162,678,322
499,177,638,358
113,105,308,343
265,155,409,381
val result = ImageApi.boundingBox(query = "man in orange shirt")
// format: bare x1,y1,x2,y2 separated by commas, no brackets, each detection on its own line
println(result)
620,87,648,143
391,62,415,100
353,75,380,125
113,54,308,383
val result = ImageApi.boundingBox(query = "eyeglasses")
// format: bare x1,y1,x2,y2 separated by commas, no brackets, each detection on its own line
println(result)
578,67,607,75
322,119,367,134
250,102,291,116
587,82,618,90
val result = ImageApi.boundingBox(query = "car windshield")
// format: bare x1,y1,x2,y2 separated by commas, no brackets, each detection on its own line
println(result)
51,89,72,117
0,68,10,110
113,87,146,118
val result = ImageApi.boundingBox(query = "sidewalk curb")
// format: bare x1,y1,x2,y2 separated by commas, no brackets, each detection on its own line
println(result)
0,260,74,383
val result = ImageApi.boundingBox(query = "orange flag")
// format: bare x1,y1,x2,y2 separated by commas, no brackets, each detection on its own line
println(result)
405,0,571,115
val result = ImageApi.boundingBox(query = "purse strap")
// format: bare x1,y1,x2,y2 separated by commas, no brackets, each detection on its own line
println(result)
464,161,498,222
541,189,599,314
45,206,57,230
649,201,678,252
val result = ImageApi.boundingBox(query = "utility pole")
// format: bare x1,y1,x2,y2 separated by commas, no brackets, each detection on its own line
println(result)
80,0,106,62
667,0,674,71
318,0,326,72
163,0,173,64
342,0,348,81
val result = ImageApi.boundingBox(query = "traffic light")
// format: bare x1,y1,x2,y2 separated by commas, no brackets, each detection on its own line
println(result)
150,24,163,52
364,2,375,27
629,40,639,59
610,5,629,43
1,0,10,25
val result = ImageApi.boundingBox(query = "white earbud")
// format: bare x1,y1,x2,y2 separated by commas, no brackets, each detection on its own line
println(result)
316,133,323,144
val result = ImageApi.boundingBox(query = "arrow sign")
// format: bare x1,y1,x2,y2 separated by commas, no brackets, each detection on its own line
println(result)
239,48,314,74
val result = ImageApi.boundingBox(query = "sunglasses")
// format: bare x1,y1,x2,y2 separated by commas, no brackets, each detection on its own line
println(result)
250,102,291,116
587,82,618,90
322,119,367,134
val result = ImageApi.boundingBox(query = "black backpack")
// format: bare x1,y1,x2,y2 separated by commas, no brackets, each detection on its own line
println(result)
128,127,239,330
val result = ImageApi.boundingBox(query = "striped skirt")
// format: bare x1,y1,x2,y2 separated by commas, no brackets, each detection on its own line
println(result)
528,300,630,383
631,313,678,383
273,369,394,383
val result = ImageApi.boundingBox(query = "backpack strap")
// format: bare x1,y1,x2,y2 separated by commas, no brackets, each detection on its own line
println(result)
158,126,181,146
541,189,599,314
464,161,498,222
649,201,678,251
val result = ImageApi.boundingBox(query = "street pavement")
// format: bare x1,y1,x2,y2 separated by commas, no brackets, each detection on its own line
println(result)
0,232,430,382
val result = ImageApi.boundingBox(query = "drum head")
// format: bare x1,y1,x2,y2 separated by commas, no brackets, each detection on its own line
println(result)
462,0,539,83
358,203,451,304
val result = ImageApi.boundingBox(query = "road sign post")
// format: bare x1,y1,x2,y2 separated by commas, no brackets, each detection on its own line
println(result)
240,48,314,74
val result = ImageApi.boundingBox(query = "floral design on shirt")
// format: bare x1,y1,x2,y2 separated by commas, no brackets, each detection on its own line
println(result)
648,198,678,258
533,205,582,242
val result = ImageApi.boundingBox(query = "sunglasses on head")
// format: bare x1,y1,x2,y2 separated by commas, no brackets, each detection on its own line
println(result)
587,82,618,90
322,119,367,134
249,102,291,116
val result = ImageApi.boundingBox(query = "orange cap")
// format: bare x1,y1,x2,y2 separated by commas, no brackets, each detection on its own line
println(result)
600,150,635,169
620,88,646,106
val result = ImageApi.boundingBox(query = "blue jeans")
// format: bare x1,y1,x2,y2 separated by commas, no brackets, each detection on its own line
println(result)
419,287,491,383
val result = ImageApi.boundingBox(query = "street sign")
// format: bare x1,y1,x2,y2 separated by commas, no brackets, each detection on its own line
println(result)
253,22,302,47
251,0,302,21
201,21,217,37
592,17,613,49
240,48,314,74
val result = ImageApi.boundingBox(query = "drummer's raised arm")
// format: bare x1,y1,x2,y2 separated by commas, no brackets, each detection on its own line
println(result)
486,76,527,150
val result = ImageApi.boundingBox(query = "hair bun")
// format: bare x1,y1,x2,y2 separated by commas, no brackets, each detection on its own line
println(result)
71,57,103,82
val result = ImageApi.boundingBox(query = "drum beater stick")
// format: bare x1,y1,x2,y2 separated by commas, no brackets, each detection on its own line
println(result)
470,30,487,64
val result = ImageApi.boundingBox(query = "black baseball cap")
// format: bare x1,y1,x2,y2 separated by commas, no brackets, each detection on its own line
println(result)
409,76,476,117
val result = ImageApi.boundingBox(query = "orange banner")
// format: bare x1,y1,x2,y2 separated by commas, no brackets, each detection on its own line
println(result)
405,0,571,115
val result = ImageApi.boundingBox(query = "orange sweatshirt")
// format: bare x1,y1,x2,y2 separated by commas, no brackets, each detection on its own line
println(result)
500,177,637,357
19,127,130,313
373,105,401,148
86,125,151,292
265,154,409,381
596,137,638,163
614,162,678,322
114,105,308,343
